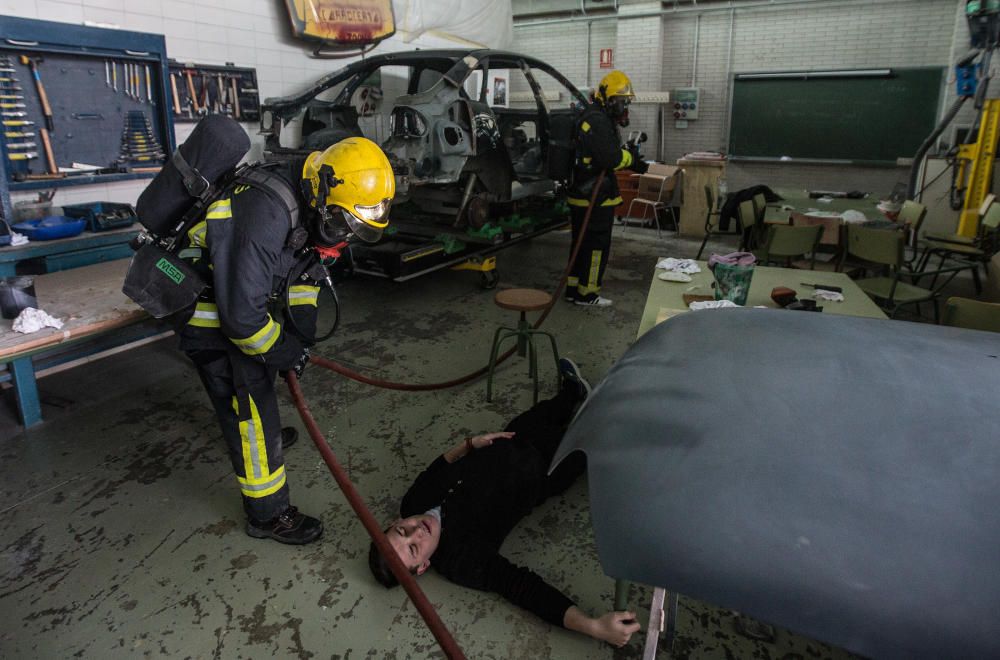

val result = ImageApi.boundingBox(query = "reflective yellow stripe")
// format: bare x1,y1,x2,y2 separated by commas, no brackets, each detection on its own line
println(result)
187,301,220,328
568,195,623,207
187,220,207,248
233,393,269,480
231,316,281,356
616,149,632,170
567,276,579,287
238,465,286,498
288,285,320,307
581,121,591,132
576,250,602,295
206,198,232,220
582,156,592,164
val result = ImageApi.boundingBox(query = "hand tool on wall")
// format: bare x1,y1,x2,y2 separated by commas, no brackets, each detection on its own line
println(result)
6,142,36,149
184,69,199,113
105,60,110,87
112,60,117,92
4,131,34,138
216,73,224,113
0,102,25,109
145,65,152,104
1,111,27,117
0,94,23,99
230,76,241,119
170,73,181,114
39,127,57,174
19,55,54,131
7,152,37,161
134,64,140,101
2,119,33,126
199,73,209,114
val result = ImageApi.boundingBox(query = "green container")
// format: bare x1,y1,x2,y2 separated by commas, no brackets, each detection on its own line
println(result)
712,263,755,306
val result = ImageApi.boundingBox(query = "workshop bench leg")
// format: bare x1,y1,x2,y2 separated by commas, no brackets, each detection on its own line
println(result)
10,356,43,427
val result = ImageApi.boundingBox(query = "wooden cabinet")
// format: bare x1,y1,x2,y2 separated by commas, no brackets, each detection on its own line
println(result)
676,158,726,237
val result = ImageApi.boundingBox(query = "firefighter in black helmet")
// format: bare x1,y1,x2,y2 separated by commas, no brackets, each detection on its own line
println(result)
178,137,394,545
566,70,648,307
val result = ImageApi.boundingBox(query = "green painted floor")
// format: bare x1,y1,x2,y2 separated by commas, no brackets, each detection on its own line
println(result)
2,224,974,658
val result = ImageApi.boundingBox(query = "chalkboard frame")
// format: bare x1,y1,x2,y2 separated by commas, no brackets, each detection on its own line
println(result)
726,67,945,166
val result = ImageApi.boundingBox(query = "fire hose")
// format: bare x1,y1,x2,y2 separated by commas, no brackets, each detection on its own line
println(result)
284,172,607,659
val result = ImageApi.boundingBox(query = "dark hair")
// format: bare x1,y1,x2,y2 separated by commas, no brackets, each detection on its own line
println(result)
368,537,400,588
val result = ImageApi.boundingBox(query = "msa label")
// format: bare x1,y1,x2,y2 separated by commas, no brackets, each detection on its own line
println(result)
156,258,185,284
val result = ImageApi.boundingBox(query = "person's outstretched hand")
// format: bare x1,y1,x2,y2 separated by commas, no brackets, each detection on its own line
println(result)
592,611,641,647
468,431,515,449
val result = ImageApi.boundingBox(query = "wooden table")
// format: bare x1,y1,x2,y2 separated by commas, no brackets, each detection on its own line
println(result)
637,259,887,338
0,258,164,427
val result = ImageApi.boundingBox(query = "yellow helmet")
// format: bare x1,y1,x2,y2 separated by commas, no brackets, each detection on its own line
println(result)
596,70,635,105
302,137,395,244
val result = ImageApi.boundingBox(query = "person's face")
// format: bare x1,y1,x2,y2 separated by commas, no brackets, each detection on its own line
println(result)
386,514,441,575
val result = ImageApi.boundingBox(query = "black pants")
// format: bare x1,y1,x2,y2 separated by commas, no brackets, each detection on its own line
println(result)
504,387,587,501
189,349,290,522
568,203,616,301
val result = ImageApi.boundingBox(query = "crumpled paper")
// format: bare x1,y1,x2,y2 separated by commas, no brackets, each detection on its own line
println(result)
10,231,28,246
656,257,701,274
12,307,64,333
812,289,845,302
689,300,740,311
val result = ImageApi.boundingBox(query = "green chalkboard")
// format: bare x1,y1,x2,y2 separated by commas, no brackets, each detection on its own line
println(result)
728,68,944,164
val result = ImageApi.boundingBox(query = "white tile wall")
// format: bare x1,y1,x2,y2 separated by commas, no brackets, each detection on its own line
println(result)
4,0,446,209
513,0,966,194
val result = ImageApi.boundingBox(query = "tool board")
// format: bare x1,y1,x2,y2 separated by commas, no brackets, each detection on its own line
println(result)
167,61,260,123
0,15,175,222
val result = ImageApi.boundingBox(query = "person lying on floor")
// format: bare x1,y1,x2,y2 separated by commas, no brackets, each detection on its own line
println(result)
368,358,641,647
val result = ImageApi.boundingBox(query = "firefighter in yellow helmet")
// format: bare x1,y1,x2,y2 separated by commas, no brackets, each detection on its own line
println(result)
177,137,394,544
566,70,648,307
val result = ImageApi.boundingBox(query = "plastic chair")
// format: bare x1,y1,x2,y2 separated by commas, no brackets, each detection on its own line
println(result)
916,200,1000,294
846,225,967,322
736,199,760,251
756,223,824,269
486,288,560,404
897,199,928,268
622,166,682,239
695,184,739,259
941,296,1000,332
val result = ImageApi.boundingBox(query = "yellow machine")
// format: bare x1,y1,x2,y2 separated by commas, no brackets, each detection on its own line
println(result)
952,98,1000,237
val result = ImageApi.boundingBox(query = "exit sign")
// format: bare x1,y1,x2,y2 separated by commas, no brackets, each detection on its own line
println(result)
599,48,613,68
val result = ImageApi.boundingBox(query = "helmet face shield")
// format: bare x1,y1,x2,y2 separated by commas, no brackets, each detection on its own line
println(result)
341,208,385,243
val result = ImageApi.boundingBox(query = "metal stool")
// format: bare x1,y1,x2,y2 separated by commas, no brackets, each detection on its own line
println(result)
486,288,560,403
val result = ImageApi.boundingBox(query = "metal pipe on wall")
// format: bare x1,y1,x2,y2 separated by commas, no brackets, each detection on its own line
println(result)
514,0,915,28
721,8,736,150
692,13,700,87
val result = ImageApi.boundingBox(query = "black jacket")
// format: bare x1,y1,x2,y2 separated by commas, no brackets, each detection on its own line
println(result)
177,163,318,369
568,102,644,207
400,442,575,627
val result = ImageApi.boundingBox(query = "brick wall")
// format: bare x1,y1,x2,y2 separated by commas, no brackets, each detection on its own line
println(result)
513,0,966,196
2,0,450,210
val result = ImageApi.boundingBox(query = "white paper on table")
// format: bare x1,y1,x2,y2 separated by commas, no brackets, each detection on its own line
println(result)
656,258,702,274
12,307,64,333
689,300,740,310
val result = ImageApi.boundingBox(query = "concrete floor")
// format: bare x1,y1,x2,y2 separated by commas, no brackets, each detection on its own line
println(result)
0,225,979,658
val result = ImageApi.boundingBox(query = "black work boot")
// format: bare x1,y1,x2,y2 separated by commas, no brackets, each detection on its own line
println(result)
246,506,323,545
281,426,298,449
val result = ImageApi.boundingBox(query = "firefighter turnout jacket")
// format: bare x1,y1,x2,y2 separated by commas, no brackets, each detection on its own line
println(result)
176,165,319,365
567,102,638,208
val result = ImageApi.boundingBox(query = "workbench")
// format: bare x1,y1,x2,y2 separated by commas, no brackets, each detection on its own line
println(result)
0,226,140,277
0,259,166,427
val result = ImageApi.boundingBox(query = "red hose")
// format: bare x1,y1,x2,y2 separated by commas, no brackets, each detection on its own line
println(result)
285,371,467,660
309,172,607,391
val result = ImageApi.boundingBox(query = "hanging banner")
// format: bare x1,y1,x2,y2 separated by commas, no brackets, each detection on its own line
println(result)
284,0,396,45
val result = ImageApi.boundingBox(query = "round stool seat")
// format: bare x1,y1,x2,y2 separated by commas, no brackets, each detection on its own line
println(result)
494,288,552,312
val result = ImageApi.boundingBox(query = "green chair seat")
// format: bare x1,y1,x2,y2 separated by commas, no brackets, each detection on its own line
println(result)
920,239,984,257
856,276,935,304
922,231,975,246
